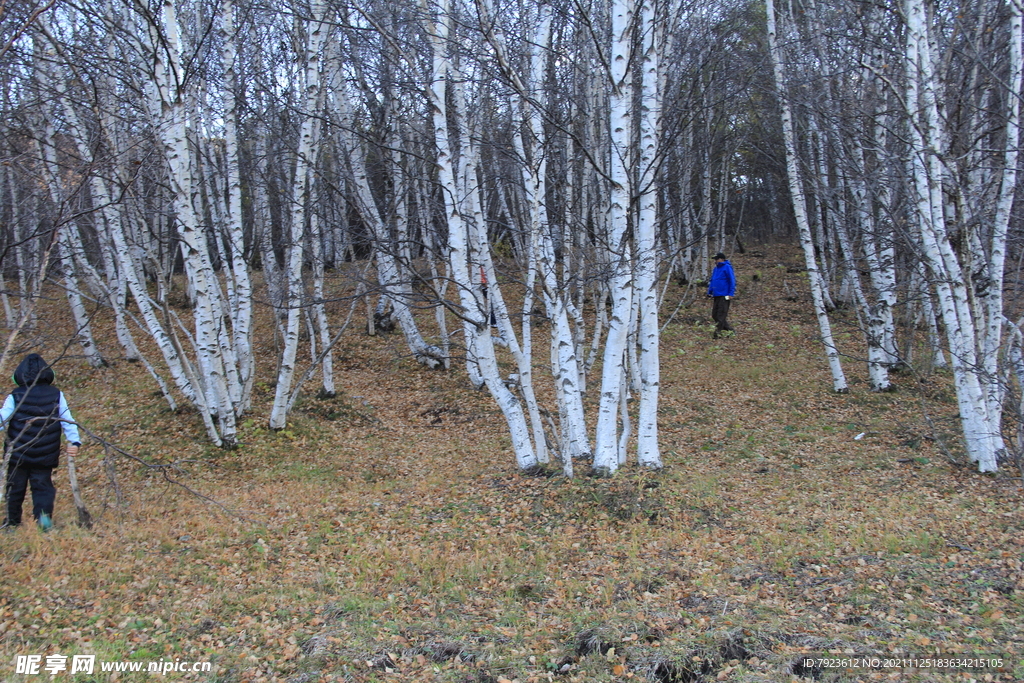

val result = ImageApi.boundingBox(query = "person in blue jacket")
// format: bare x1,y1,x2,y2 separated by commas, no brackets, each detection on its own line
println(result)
1,354,80,530
707,252,737,338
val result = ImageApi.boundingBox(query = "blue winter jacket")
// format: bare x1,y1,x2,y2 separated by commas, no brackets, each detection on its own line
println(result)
707,260,736,297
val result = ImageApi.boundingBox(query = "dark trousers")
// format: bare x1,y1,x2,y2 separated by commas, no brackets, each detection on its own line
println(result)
4,464,56,526
711,296,733,337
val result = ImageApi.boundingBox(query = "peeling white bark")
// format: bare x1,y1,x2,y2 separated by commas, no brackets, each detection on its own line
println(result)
593,0,636,474
636,0,663,469
904,0,998,471
428,0,537,470
766,0,848,394
270,1,329,430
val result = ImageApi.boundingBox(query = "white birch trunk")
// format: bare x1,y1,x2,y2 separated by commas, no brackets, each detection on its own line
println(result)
909,265,949,370
904,0,998,471
593,0,636,475
269,1,328,430
332,91,445,370
459,86,539,469
0,169,16,328
220,0,255,413
526,7,586,466
419,176,452,368
428,0,537,470
44,19,200,414
479,231,551,466
479,0,586,471
136,0,234,444
980,0,1022,461
635,0,662,469
311,199,335,397
98,206,142,363
39,30,138,366
806,121,834,307
36,112,107,368
766,0,848,393
850,137,899,369
831,169,889,391
59,236,106,369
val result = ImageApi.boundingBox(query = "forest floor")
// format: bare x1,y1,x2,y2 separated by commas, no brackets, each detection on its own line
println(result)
0,244,1022,683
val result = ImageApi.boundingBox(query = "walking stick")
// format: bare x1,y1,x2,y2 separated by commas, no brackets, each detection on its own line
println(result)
66,445,92,528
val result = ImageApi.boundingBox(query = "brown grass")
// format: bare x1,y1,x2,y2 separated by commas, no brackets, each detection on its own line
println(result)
1,245,1021,682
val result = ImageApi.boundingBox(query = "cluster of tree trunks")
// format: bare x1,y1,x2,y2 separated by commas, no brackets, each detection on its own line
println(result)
766,0,1023,473
0,0,1021,473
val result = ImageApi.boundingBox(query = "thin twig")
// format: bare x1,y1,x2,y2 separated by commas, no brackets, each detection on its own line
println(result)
75,423,254,522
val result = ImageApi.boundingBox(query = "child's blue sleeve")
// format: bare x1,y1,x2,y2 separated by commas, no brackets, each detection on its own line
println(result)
59,393,81,444
0,394,13,428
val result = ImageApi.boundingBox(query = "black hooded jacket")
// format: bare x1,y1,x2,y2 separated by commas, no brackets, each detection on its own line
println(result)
6,353,63,468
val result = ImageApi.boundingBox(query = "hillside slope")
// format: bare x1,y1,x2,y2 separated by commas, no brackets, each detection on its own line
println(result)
1,246,1021,682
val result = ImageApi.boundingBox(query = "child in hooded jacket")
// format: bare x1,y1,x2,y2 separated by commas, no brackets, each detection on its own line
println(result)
1,354,80,530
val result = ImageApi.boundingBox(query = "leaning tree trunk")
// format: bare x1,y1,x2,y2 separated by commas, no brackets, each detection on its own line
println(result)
36,114,107,369
428,0,538,470
332,86,446,370
143,0,236,445
904,0,999,471
766,0,848,393
980,0,1022,460
479,0,585,471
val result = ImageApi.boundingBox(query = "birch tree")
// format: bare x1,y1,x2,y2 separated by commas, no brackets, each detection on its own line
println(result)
269,0,330,429
427,0,539,470
475,0,585,471
218,0,255,412
765,0,848,394
634,0,664,470
901,0,1015,472
592,0,637,475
